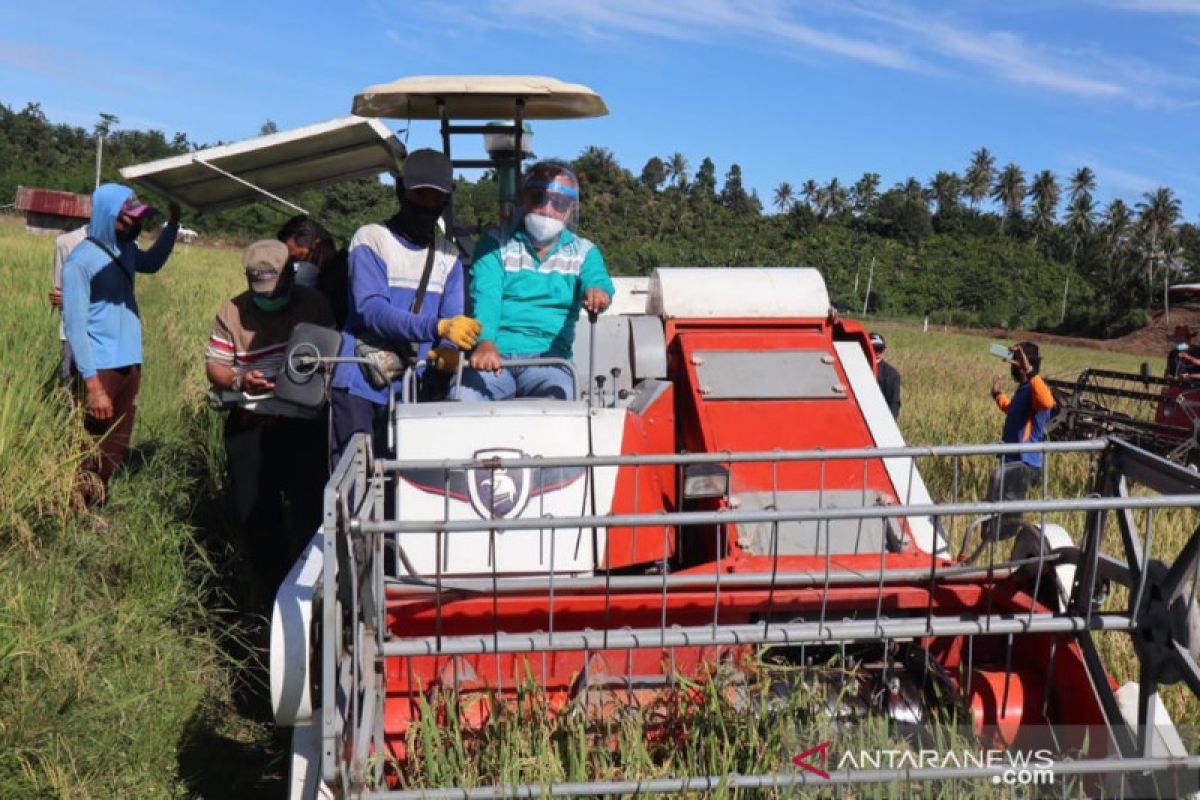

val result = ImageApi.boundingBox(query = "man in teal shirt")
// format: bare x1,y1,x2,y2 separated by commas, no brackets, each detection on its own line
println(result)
460,161,613,400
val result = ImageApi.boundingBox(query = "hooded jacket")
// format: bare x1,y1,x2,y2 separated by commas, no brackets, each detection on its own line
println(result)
62,184,177,379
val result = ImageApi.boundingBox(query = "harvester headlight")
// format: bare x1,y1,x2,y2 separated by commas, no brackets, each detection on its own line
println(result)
683,463,729,500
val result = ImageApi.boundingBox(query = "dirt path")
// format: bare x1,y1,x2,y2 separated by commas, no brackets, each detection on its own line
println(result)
895,304,1200,357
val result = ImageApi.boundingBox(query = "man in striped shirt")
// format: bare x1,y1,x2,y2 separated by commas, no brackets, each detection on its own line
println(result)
206,239,334,596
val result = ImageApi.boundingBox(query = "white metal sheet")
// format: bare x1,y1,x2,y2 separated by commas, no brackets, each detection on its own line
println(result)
119,116,403,213
834,341,945,556
392,405,625,576
352,75,608,120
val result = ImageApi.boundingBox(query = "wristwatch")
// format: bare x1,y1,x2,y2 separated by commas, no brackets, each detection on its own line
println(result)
231,373,244,393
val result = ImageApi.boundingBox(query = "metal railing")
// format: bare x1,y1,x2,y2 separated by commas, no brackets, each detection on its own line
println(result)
317,436,1200,798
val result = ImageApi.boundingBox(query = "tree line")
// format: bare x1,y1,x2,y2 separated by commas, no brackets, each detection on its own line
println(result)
2,102,1196,337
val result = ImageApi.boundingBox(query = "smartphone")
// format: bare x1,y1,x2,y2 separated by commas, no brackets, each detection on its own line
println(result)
989,343,1012,360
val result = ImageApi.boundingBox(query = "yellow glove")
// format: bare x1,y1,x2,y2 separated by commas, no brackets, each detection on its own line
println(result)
427,346,461,373
437,315,482,349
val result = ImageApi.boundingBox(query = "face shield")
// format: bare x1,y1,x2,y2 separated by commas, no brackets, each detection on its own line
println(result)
519,163,580,244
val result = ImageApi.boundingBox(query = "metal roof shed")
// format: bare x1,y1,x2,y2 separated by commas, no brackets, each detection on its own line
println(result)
119,116,404,214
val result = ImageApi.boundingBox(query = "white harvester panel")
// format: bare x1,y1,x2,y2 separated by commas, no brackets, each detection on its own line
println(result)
649,267,831,319
392,404,626,576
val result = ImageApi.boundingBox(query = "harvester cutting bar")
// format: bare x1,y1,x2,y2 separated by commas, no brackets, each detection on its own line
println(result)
386,560,1034,594
358,493,1200,535
372,755,1200,800
380,612,1136,657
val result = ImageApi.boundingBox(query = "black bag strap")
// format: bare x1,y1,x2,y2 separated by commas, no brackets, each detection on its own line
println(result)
85,236,133,286
408,242,437,315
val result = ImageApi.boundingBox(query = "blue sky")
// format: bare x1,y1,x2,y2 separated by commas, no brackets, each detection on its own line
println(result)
2,1,1199,217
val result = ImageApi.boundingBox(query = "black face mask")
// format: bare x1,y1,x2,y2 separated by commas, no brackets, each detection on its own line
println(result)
116,221,143,243
391,200,445,246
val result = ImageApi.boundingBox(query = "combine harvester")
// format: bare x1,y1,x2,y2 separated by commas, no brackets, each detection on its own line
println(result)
261,78,1200,798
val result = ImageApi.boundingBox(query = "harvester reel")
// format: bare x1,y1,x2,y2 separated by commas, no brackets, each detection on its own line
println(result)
1133,560,1200,687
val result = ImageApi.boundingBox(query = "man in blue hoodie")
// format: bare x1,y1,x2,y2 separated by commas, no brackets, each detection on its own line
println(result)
62,183,180,505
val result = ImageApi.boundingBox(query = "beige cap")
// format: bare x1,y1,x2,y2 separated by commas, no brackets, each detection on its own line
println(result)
243,239,289,293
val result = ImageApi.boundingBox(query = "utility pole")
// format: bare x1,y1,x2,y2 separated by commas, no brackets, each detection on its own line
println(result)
1059,275,1070,324
95,132,103,189
861,256,875,316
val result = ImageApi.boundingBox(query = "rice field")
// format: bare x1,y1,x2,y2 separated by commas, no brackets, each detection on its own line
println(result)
0,213,1195,798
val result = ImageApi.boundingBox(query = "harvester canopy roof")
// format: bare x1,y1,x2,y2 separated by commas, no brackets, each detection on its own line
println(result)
119,116,404,214
352,75,608,120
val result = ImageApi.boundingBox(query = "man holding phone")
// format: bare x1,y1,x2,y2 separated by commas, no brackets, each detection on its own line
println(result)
987,341,1055,539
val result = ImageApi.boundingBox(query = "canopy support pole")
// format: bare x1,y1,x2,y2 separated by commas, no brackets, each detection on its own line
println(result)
192,156,309,215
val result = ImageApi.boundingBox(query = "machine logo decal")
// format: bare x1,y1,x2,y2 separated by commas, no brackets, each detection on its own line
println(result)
467,448,531,519
398,449,586,520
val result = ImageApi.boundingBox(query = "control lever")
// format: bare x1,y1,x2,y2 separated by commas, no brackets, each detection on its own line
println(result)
609,367,622,407
594,374,607,408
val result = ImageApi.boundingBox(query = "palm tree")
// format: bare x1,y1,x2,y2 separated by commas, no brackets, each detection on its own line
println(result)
1065,194,1096,256
826,177,850,218
991,163,1027,228
801,179,820,212
773,181,794,213
1101,198,1133,289
1028,169,1060,243
665,152,689,191
1102,198,1133,263
1067,166,1097,206
901,177,927,205
964,147,996,209
928,171,962,214
852,172,881,215
1136,186,1183,309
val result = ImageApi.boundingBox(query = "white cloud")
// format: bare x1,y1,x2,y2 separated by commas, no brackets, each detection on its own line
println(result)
1102,0,1200,13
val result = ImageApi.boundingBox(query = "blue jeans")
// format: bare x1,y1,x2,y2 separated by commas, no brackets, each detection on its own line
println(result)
455,353,576,401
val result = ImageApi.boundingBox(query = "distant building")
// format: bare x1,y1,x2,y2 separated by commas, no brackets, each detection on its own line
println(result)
13,186,91,234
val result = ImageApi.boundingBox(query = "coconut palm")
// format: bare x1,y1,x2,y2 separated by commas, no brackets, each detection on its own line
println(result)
1101,198,1134,288
991,163,1027,228
1102,198,1133,263
665,152,689,191
1028,169,1060,242
1065,193,1096,261
852,172,881,215
801,179,820,212
927,171,962,214
964,147,996,209
1067,166,1097,205
826,177,850,218
900,177,927,205
1136,186,1183,308
773,181,794,213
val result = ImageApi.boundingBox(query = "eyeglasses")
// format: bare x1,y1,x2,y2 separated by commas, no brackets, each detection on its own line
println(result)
527,193,576,213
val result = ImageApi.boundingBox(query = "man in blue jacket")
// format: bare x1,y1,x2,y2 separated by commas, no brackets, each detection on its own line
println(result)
62,183,180,506
328,149,480,464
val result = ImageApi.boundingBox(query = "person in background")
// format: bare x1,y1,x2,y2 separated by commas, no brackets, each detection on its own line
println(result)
206,240,334,594
62,184,180,507
328,148,479,464
986,341,1055,539
1165,325,1200,380
459,160,613,401
50,224,88,384
277,215,350,329
869,332,901,420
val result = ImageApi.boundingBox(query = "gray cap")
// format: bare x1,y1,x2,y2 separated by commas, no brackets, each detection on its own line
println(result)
243,239,289,293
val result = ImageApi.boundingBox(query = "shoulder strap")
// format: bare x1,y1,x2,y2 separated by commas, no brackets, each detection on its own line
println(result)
408,242,438,315
85,236,134,286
